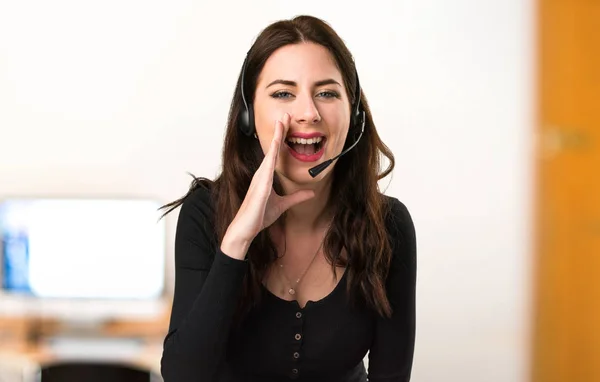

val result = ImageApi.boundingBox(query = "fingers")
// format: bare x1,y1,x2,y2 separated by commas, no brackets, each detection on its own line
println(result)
281,112,291,141
267,113,290,170
264,120,281,174
280,190,316,212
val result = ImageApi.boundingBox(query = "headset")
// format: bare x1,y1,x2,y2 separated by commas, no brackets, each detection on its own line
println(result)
238,52,366,178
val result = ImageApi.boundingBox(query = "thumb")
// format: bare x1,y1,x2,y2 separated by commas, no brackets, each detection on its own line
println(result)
280,190,316,212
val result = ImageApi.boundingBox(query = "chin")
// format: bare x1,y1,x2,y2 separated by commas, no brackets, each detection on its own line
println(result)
277,165,331,186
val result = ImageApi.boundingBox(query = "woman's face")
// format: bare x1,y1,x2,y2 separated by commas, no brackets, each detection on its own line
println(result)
253,42,351,185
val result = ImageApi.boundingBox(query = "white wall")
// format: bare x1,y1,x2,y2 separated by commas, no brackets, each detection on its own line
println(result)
0,1,535,381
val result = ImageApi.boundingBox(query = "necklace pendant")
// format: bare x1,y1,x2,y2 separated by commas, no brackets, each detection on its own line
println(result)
288,288,295,295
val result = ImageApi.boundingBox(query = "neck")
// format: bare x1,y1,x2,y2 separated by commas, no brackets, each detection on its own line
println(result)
277,172,334,233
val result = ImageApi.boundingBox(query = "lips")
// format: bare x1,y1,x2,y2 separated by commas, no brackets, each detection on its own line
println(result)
286,132,326,139
285,137,327,163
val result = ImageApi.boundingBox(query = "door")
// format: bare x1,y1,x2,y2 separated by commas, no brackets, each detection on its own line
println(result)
532,0,600,381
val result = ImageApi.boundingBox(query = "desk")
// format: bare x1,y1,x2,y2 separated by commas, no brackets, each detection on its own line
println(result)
0,316,167,381
1,339,164,382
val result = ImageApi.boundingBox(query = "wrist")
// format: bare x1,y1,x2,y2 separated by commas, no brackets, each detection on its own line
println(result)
220,229,252,261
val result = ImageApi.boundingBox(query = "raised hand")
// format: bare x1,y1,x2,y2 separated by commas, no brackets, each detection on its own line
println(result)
221,113,316,259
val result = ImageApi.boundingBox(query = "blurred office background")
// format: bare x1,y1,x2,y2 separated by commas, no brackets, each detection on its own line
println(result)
0,1,597,381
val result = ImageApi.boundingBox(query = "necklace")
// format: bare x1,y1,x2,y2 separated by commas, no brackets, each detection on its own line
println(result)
276,223,330,296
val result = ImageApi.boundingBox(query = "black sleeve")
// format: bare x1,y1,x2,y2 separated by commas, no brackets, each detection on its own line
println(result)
367,198,417,382
160,186,249,382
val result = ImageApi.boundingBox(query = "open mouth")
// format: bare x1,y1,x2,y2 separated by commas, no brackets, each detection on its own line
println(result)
285,136,327,156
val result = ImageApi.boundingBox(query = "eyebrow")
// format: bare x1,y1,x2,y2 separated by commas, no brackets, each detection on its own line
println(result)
265,78,342,88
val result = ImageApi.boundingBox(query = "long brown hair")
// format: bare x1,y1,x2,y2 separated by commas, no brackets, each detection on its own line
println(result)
161,15,396,321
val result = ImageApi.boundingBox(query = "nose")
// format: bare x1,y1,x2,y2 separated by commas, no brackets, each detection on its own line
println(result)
293,94,321,125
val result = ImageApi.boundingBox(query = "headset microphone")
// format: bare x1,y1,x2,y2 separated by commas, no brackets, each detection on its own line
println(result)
307,111,365,178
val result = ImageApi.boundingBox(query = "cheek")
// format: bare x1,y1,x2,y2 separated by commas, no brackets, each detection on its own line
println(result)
327,116,351,148
254,99,283,132
330,130,349,153
253,108,275,154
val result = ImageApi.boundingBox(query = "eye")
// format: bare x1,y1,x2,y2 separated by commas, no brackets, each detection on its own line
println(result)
317,90,340,98
270,90,340,100
271,91,293,99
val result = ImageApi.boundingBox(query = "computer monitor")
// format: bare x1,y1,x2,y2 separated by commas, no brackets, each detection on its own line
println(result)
0,197,167,324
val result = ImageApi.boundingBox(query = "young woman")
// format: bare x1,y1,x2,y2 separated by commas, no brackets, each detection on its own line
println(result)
159,15,417,382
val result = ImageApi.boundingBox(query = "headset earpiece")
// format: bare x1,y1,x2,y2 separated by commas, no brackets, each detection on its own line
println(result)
350,67,364,132
239,105,255,137
351,109,363,130
354,110,365,131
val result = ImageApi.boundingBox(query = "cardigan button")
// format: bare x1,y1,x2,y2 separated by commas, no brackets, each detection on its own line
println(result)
293,352,300,359
294,333,301,341
296,312,302,319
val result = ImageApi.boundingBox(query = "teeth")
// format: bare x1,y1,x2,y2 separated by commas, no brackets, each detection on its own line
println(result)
286,136,324,144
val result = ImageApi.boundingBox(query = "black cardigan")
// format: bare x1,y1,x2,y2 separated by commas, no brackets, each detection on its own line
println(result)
160,185,417,381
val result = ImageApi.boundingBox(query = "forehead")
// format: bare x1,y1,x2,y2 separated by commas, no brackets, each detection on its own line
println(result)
257,42,343,85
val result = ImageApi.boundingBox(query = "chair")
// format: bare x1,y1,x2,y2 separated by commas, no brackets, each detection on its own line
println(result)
39,361,162,382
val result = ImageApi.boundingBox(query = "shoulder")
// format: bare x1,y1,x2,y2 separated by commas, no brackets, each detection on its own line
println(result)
381,194,415,241
174,180,218,264
175,176,217,229
381,194,417,270
179,180,215,219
